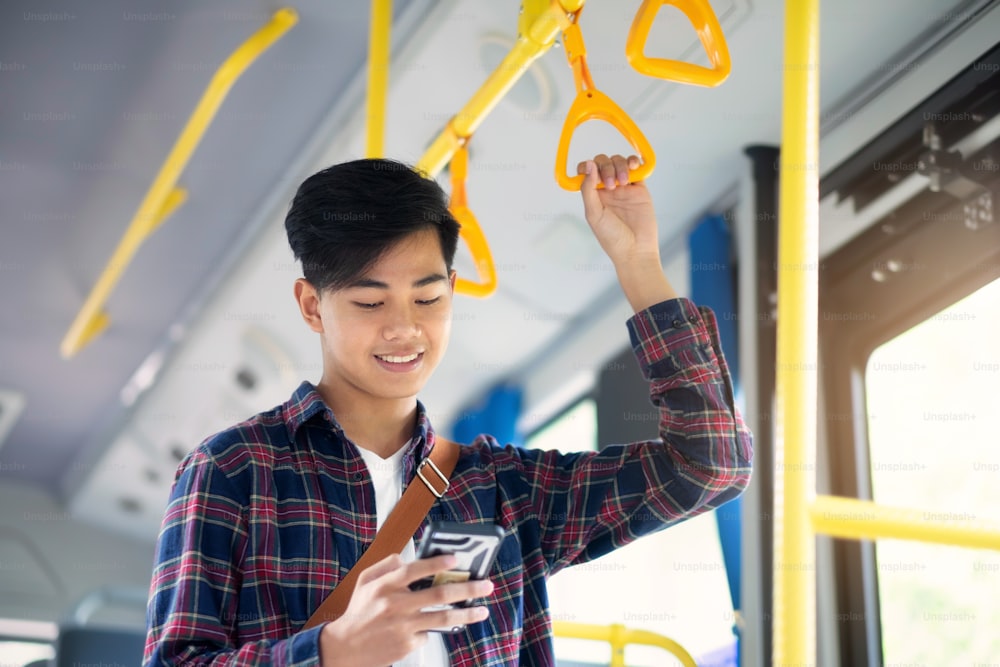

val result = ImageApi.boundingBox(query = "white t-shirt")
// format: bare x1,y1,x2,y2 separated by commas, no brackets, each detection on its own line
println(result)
356,443,450,667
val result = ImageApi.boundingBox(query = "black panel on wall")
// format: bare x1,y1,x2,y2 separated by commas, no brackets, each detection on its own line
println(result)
596,345,659,448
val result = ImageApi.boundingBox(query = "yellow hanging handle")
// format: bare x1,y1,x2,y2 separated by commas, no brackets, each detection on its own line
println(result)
554,12,656,192
626,0,731,87
449,142,497,298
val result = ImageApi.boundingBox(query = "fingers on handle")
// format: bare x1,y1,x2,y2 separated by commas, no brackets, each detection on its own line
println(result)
577,153,642,222
577,159,603,221
612,154,638,185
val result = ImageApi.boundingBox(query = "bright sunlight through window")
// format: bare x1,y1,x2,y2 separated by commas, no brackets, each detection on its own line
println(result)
866,276,1000,665
528,398,737,665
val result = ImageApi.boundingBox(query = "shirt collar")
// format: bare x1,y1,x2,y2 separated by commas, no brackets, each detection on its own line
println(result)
284,381,337,439
284,380,437,461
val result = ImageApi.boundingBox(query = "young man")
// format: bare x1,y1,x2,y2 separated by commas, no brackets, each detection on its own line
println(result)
144,153,753,666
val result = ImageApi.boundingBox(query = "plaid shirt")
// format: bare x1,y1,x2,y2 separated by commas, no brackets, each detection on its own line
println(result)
144,298,753,666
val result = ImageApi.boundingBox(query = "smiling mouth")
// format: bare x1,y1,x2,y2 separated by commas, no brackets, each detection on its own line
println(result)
375,352,421,364
373,352,425,373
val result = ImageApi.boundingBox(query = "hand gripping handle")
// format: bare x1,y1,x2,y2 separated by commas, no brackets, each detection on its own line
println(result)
555,20,656,191
554,88,657,191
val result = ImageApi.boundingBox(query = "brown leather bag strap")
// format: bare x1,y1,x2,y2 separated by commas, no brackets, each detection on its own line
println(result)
302,437,461,630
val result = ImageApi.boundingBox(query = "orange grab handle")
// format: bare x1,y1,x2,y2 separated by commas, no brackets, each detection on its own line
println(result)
626,0,732,87
452,207,497,298
449,145,497,298
555,19,656,191
554,88,656,191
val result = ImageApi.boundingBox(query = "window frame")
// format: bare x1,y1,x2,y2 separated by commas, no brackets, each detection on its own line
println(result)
819,171,1000,666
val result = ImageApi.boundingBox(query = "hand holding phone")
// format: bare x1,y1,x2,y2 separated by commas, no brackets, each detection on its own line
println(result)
320,553,492,664
409,521,505,631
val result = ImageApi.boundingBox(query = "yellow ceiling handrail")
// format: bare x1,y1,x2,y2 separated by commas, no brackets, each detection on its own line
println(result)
60,8,298,359
366,0,392,158
415,0,584,179
552,621,698,667
448,141,497,298
414,0,585,300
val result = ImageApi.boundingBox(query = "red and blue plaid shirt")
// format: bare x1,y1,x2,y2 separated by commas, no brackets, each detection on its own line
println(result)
144,298,753,666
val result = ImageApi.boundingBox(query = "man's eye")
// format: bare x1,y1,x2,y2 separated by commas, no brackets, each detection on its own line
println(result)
354,302,382,310
417,297,441,306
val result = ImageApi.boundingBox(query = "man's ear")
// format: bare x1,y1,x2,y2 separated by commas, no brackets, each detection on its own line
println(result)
448,270,457,292
294,278,324,333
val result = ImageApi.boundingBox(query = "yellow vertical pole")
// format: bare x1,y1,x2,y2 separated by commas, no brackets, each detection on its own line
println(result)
773,0,821,665
609,623,626,667
366,0,392,158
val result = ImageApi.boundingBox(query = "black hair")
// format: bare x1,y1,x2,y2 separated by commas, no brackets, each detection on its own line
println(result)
284,158,460,292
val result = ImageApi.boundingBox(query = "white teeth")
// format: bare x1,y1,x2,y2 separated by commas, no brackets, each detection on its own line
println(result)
377,353,419,363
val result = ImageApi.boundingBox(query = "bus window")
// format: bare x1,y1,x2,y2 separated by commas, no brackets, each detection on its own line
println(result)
865,276,1000,665
0,642,54,667
527,396,737,665
0,618,57,667
525,397,597,454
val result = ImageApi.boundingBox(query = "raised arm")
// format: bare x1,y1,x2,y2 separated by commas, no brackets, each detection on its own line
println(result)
575,153,677,312
491,155,752,574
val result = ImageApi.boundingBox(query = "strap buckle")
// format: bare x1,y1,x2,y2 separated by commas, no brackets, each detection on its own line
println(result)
416,457,449,499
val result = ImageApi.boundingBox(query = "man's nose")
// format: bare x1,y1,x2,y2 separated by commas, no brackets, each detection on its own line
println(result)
382,303,420,339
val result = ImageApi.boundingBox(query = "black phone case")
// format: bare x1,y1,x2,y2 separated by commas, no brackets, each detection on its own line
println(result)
409,521,506,618
415,521,506,576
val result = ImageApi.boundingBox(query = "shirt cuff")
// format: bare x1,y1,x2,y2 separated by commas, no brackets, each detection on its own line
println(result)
286,622,326,666
625,298,717,379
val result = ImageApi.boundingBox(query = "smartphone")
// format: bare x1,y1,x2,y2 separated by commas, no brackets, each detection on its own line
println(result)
409,521,505,629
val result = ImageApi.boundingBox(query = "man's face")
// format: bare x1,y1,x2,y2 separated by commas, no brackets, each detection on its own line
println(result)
305,228,456,409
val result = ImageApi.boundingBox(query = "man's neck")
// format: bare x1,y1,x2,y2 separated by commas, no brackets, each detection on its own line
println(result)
316,380,417,459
